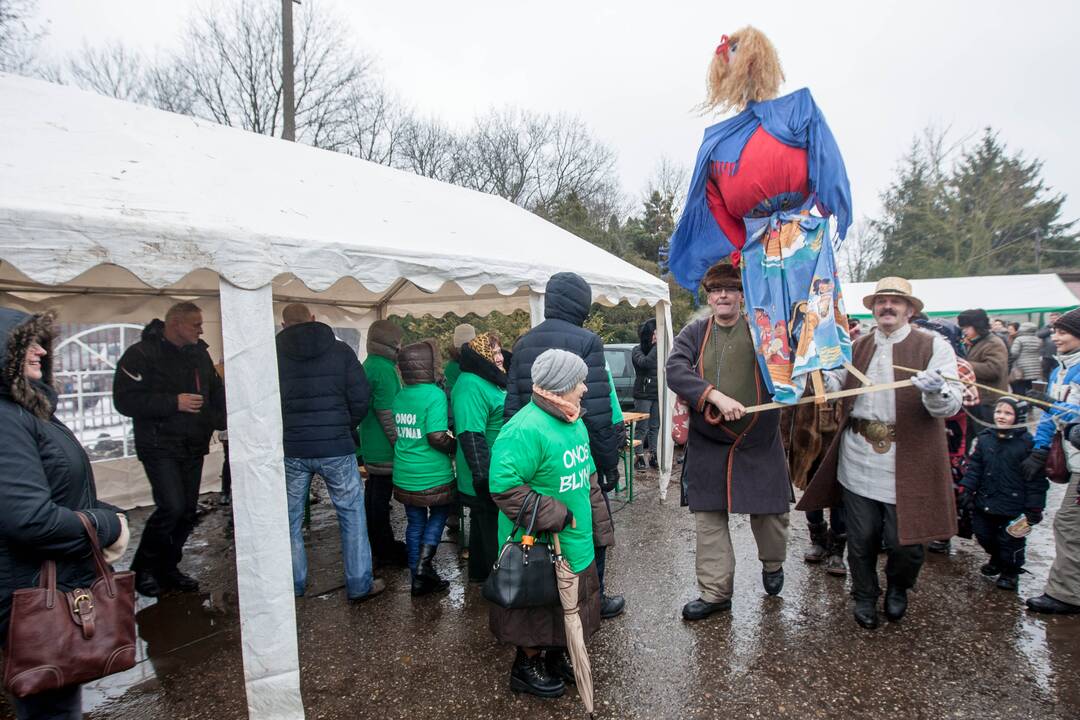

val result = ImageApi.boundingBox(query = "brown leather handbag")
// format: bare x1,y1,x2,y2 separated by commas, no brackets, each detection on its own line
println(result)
3,512,136,698
1045,432,1071,484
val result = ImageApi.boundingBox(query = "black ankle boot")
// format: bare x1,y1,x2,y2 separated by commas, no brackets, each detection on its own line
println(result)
544,649,576,685
510,649,564,698
804,521,828,563
411,544,449,596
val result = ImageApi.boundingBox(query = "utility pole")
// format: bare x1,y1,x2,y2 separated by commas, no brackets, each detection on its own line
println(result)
1035,228,1042,272
282,0,299,142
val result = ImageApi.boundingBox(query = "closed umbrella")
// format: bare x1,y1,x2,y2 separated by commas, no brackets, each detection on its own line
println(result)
553,533,594,718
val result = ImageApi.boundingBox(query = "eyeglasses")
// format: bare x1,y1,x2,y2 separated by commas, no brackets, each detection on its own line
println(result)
705,285,741,295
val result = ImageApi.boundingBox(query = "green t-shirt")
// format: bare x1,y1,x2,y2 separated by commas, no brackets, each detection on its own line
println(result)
607,366,624,424
392,383,454,491
444,359,461,392
357,354,401,464
451,371,506,496
490,402,595,573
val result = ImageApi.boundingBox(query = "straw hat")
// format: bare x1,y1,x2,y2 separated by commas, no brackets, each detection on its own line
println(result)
862,277,924,314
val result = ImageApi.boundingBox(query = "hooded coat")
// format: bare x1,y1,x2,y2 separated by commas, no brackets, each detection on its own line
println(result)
113,319,226,460
504,273,619,473
393,341,456,507
1009,323,1043,381
276,321,370,459
0,309,124,639
960,426,1045,517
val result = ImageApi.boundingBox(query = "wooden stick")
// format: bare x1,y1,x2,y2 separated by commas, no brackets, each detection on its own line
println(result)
891,364,1056,410
743,379,914,414
843,361,873,387
811,370,826,404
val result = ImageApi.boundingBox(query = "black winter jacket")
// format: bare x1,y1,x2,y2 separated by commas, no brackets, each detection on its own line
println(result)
960,427,1047,517
504,272,618,472
632,318,658,400
0,308,123,639
113,320,226,460
277,321,370,459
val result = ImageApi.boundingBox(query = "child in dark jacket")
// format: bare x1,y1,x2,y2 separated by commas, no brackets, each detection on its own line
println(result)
960,397,1048,590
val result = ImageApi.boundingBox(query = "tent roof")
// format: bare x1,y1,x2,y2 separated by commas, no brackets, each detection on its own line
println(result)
0,73,668,315
846,273,1079,319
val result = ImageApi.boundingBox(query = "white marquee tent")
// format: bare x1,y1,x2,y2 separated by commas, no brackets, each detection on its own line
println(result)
0,74,674,719
846,273,1078,319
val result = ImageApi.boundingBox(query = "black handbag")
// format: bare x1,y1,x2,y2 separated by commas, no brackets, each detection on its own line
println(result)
481,492,559,609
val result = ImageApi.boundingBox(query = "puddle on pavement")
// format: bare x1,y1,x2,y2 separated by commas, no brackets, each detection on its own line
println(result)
82,590,240,712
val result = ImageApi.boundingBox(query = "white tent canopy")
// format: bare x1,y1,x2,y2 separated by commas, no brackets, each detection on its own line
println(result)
0,74,674,719
846,273,1078,319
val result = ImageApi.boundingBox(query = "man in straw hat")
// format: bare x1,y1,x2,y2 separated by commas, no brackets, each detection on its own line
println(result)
666,260,793,621
798,277,963,629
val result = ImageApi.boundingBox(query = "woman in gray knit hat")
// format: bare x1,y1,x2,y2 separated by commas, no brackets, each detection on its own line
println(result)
486,349,610,699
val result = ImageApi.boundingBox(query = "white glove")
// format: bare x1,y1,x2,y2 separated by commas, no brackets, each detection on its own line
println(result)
911,369,945,394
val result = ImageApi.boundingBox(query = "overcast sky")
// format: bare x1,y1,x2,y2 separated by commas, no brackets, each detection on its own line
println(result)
32,0,1080,240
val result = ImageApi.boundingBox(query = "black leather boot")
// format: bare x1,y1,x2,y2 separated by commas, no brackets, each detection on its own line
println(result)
824,533,847,577
544,649,576,685
411,544,449,596
853,598,879,629
804,521,829,563
762,567,784,596
884,586,908,622
510,648,565,698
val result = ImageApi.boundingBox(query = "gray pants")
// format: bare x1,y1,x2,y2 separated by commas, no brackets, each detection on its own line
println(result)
1045,472,1080,606
633,398,659,456
694,510,789,603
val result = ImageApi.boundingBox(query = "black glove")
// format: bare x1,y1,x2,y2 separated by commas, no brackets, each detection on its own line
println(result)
957,488,975,514
598,465,619,493
1021,448,1049,482
1025,509,1044,526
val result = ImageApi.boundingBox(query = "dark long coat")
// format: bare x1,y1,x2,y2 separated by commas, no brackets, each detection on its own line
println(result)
666,316,792,514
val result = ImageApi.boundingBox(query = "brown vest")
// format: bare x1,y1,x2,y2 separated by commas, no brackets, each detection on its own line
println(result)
796,327,957,544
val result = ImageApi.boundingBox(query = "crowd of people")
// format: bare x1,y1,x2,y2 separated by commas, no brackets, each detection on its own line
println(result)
1,267,1077,716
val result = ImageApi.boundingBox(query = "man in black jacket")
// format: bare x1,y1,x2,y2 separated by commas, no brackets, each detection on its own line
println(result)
276,304,383,602
632,318,660,470
114,302,226,597
504,271,625,618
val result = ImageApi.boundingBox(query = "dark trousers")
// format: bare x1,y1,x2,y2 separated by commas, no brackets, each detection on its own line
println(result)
805,504,846,535
220,439,231,497
465,497,499,581
364,471,397,560
972,510,1027,574
633,398,660,456
132,455,204,576
12,683,81,719
843,488,925,601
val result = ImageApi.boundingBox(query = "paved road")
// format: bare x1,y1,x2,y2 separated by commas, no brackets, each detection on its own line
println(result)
3,473,1075,720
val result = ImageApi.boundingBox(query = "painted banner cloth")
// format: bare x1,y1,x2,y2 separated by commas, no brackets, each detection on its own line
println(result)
741,197,852,404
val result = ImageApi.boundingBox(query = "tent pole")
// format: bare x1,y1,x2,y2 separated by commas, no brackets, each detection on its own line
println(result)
218,279,305,720
529,290,545,327
655,300,675,502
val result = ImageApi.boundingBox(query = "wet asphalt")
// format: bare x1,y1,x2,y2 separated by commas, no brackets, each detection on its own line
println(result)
2,468,1077,720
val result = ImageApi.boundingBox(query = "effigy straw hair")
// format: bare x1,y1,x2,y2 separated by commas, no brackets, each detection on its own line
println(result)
702,26,784,114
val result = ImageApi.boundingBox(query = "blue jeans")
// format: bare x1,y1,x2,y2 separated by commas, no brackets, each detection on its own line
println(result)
285,455,374,599
404,504,451,575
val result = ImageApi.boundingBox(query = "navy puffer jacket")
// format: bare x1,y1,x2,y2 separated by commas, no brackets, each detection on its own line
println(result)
276,322,370,458
960,427,1047,516
504,273,618,472
0,308,123,639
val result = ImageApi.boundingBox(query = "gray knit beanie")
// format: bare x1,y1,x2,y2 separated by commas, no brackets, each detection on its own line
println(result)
453,323,477,347
531,349,588,394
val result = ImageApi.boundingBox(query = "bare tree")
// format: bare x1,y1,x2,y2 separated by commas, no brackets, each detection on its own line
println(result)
394,115,466,183
836,220,883,282
0,0,45,73
66,42,149,101
338,79,405,164
176,0,368,145
645,156,689,216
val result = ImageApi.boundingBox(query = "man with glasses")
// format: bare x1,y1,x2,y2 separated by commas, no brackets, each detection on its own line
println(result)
666,261,792,621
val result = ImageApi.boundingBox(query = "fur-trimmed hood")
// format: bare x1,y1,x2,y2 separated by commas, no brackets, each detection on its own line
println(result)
0,307,57,419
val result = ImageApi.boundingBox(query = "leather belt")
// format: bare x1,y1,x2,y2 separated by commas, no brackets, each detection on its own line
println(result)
848,417,896,454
